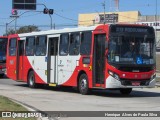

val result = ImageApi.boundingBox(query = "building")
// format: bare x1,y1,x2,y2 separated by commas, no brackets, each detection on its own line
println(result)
78,11,160,47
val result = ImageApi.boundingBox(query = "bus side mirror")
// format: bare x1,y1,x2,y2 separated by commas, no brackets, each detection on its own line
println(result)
105,41,108,49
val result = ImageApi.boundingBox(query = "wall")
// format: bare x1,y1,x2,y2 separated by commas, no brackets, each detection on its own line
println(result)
78,11,140,26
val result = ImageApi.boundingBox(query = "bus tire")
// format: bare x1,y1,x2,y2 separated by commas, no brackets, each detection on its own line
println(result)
0,74,4,78
28,71,36,88
79,74,90,95
120,88,132,95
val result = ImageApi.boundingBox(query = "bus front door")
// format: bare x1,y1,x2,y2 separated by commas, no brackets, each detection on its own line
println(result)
93,34,106,86
47,35,59,85
17,40,24,80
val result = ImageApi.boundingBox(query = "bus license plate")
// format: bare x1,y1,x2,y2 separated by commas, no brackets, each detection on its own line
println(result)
132,82,140,86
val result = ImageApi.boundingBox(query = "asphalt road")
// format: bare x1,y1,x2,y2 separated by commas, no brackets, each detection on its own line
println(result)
0,78,160,120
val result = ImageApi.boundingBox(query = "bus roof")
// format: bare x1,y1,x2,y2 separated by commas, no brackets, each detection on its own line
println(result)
0,36,8,38
18,26,97,38
8,23,154,38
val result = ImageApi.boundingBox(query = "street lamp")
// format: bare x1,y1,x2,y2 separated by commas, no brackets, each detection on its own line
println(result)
6,10,42,35
10,9,19,33
6,3,54,35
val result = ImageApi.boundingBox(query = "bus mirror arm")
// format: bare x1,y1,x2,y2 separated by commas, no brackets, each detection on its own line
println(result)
144,35,148,42
105,41,108,49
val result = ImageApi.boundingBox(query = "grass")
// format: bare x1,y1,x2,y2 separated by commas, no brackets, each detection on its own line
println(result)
0,96,37,120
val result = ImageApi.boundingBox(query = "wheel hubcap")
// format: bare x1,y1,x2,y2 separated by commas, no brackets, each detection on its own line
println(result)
29,75,34,86
81,78,87,91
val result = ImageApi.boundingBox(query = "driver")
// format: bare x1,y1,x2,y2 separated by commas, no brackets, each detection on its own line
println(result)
124,40,136,57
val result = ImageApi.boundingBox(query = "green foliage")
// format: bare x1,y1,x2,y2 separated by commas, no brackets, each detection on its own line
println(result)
4,28,15,36
17,25,40,34
0,96,36,120
0,96,27,111
4,25,40,36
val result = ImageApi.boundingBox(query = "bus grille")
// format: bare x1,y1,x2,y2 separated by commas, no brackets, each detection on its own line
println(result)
118,67,153,72
120,79,150,86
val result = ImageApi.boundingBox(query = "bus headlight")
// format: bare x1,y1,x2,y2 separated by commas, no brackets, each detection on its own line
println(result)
108,70,120,80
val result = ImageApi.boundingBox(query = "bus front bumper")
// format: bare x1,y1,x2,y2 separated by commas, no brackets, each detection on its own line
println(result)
105,76,156,88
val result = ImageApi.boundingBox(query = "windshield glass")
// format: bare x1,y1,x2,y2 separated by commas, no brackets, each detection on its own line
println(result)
108,35,155,65
0,38,7,62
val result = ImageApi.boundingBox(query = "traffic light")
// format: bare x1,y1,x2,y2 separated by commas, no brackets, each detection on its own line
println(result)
43,8,48,14
49,9,54,15
43,8,54,15
12,9,18,15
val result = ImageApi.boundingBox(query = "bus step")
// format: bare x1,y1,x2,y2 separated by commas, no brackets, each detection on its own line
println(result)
16,80,24,82
49,83,57,87
92,87,105,89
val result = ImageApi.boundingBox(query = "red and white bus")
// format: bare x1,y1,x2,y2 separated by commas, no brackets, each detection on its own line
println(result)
6,24,156,95
0,36,8,77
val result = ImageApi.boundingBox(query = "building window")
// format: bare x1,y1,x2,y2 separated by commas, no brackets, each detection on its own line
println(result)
35,36,47,56
59,34,69,56
80,31,92,55
25,37,35,56
69,33,80,55
9,38,17,56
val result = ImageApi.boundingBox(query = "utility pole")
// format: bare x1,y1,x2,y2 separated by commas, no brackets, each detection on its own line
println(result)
30,3,53,29
102,1,106,24
6,10,42,35
155,0,158,47
11,3,53,30
10,15,19,34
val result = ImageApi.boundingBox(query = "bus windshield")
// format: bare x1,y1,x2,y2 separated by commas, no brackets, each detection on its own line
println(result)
0,38,7,62
108,29,155,65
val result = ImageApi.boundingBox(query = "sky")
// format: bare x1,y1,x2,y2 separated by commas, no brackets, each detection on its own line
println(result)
0,0,159,35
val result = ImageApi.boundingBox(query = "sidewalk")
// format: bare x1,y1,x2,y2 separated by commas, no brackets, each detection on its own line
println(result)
156,72,160,87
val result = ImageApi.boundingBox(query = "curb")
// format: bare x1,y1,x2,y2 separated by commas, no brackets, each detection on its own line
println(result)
155,83,160,87
9,98,50,120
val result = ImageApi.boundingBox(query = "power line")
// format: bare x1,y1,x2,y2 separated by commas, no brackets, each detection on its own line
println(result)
18,12,42,18
0,17,11,20
54,12,94,22
0,24,77,28
54,12,78,22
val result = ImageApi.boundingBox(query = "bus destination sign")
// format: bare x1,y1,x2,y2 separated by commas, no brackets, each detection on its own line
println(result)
109,24,155,34
115,27,148,33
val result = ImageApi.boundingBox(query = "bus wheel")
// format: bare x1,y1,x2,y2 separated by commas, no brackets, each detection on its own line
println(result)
79,74,90,95
120,88,132,95
0,74,4,78
28,71,36,88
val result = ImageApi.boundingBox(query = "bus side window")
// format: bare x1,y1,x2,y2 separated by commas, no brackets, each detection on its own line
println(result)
59,34,69,56
80,31,92,55
25,37,35,56
9,38,17,56
69,33,80,55
35,36,47,56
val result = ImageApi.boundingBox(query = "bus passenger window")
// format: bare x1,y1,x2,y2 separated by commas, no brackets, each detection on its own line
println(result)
35,36,47,56
59,34,69,56
9,38,17,56
25,37,35,56
69,33,80,55
80,31,92,55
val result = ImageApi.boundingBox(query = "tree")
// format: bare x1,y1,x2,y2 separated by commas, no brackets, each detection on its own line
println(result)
5,28,15,36
17,25,40,34
4,25,40,36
